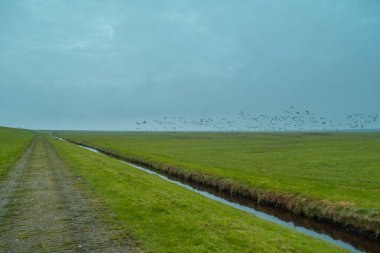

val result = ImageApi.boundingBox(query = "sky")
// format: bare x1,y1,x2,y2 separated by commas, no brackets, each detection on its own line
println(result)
0,0,379,130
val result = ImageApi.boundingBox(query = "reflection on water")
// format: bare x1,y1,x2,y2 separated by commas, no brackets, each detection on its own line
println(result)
181,179,380,253
62,139,379,253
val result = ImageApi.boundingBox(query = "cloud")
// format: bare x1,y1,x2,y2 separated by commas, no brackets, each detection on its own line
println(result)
0,0,379,130
98,23,115,40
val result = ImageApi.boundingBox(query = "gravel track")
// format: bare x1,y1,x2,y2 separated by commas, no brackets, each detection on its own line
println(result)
0,136,137,252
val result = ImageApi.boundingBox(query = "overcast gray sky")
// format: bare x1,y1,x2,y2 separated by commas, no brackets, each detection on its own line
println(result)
0,0,379,130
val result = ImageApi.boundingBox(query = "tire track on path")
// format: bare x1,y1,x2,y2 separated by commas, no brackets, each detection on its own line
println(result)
0,136,138,252
0,139,35,227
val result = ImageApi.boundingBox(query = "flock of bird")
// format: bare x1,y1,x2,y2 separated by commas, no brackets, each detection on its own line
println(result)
135,107,378,131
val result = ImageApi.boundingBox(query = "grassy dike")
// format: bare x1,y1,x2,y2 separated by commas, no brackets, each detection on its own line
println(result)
50,137,347,253
56,132,380,238
0,126,35,180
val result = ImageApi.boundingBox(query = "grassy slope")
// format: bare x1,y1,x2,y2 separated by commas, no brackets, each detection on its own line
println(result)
57,132,380,209
56,131,380,235
50,137,346,253
0,126,35,180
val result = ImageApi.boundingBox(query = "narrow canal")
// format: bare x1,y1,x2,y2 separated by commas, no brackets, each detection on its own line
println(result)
56,137,379,253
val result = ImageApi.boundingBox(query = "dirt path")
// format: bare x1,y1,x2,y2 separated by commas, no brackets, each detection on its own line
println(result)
0,136,137,252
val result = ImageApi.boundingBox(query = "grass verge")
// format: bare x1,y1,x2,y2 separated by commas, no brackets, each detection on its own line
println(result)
0,126,35,181
50,136,348,252
56,131,380,238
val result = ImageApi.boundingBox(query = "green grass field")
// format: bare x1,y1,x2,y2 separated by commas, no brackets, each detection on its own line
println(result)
56,131,380,236
0,127,376,251
50,136,347,252
0,126,35,181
